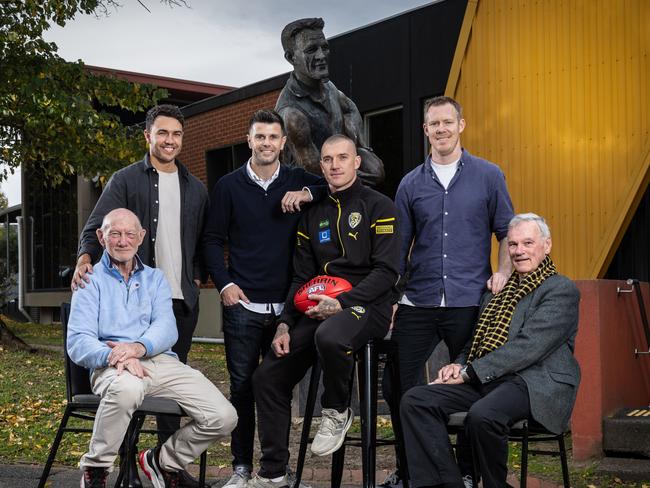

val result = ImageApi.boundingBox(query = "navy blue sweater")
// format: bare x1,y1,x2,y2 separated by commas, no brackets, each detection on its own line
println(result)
203,164,324,303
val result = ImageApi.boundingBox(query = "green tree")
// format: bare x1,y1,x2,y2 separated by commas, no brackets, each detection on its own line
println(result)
0,191,8,210
0,1,184,187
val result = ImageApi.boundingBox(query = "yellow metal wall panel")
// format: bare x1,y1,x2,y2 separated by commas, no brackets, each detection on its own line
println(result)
452,0,650,278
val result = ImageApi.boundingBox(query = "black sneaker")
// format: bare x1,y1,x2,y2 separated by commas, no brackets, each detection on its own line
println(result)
80,466,108,488
138,447,180,488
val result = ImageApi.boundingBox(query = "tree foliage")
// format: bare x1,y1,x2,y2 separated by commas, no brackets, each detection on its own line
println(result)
0,1,174,186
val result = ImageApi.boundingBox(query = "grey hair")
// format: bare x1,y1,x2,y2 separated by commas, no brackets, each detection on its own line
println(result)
508,213,551,238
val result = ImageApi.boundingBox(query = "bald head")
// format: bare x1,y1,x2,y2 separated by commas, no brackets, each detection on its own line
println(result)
97,208,145,264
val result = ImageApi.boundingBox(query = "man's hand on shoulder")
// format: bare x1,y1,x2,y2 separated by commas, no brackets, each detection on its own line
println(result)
71,254,93,291
221,284,250,306
116,357,148,379
281,189,312,213
433,363,464,385
272,323,291,357
305,294,342,320
487,271,509,294
107,341,146,367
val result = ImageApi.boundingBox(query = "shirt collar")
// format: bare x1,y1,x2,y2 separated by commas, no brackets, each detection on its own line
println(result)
101,250,144,278
246,159,280,186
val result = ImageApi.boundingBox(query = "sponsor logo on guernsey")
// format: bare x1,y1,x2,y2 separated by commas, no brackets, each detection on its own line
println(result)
319,219,330,228
351,306,366,314
319,229,331,243
375,224,394,234
348,212,362,229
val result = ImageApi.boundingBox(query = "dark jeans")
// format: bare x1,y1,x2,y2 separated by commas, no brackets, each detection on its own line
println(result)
157,299,200,444
222,304,276,469
382,305,478,479
253,303,391,478
400,375,531,488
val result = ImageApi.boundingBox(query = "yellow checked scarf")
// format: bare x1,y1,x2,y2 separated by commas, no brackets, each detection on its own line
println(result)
467,256,557,362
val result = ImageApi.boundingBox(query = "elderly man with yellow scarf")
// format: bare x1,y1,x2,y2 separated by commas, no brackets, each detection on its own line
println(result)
400,213,581,488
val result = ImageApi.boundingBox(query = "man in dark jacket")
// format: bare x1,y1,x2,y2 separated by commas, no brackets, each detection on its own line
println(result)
400,213,581,488
202,109,324,488
248,134,400,488
71,104,208,488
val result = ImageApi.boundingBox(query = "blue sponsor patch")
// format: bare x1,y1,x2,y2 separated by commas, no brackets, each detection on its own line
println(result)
319,229,331,243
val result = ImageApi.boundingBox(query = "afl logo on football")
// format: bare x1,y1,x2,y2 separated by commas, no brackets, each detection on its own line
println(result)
348,212,362,229
307,284,326,294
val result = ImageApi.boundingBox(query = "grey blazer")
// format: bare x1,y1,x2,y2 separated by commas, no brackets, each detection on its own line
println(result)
456,273,581,434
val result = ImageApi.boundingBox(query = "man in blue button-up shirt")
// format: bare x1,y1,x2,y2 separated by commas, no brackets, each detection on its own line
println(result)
381,96,514,488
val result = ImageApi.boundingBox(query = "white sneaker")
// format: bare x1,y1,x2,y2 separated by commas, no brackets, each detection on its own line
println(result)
284,465,312,488
310,407,353,456
378,470,403,488
222,466,251,488
247,474,290,488
462,475,474,488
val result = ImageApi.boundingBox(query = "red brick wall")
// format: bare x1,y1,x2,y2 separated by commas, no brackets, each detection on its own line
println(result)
180,90,281,186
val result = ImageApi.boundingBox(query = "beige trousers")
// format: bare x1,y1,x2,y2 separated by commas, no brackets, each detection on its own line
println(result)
80,354,237,472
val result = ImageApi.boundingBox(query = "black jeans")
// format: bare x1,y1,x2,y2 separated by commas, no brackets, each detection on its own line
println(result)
253,303,391,478
400,375,531,488
222,304,276,469
381,305,478,477
156,299,200,444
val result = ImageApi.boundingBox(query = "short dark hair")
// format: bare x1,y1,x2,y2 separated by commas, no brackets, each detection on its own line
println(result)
248,109,285,134
281,18,325,54
423,96,463,121
145,104,184,131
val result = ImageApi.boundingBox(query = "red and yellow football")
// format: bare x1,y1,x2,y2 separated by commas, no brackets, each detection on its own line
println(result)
293,275,353,313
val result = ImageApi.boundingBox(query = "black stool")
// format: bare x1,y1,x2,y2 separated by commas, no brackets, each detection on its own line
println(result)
293,338,409,488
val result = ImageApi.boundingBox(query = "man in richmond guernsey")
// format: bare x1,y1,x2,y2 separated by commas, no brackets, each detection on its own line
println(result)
248,134,400,488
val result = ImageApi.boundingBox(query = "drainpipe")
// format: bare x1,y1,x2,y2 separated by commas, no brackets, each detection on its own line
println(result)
15,216,33,322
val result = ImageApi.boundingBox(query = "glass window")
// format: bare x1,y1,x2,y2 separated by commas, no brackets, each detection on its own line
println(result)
364,106,403,199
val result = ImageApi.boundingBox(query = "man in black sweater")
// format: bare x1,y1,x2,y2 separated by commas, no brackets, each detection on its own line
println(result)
203,109,324,488
249,134,400,488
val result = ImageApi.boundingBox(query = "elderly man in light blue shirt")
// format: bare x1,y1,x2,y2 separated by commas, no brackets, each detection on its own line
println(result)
68,208,237,488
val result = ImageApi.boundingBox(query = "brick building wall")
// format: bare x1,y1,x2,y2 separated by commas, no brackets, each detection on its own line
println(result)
181,90,281,186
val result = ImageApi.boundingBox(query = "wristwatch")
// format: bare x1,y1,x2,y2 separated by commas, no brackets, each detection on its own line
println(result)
459,365,470,383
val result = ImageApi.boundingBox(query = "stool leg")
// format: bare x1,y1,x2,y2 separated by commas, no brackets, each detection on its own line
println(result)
558,434,570,488
295,361,322,488
520,422,529,488
360,341,377,488
387,344,409,488
331,444,346,488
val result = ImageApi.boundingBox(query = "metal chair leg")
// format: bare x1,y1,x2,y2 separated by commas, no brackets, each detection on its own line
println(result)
117,414,145,488
199,450,207,487
558,433,570,488
520,421,529,488
38,405,73,488
295,361,322,488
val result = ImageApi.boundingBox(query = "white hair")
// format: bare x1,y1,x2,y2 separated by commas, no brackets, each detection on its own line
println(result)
508,213,551,238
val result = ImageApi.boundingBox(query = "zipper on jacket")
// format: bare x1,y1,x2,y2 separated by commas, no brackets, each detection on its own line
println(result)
324,196,346,274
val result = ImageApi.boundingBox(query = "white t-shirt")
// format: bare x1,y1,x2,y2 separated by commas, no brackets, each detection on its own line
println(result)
155,170,184,300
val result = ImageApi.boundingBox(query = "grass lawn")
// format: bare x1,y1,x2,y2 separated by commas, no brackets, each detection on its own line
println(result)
0,317,647,486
